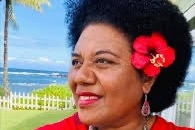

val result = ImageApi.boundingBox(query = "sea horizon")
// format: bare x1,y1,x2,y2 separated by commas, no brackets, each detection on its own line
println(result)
0,67,68,93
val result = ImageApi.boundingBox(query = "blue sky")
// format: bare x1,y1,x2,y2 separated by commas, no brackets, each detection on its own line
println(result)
186,47,195,82
0,0,71,72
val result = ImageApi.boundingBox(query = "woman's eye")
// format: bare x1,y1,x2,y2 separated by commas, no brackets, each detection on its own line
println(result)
71,59,82,66
96,58,112,64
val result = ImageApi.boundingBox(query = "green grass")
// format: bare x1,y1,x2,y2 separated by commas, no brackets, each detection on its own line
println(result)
0,109,76,130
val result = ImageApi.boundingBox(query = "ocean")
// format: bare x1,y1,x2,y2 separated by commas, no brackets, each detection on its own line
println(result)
0,68,194,94
0,68,68,93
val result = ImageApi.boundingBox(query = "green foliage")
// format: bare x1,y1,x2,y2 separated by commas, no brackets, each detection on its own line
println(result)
29,84,73,110
31,84,72,98
0,87,5,96
178,91,193,101
1,84,74,110
177,91,194,112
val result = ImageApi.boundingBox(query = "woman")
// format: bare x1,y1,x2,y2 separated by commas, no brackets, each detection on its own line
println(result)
37,0,194,130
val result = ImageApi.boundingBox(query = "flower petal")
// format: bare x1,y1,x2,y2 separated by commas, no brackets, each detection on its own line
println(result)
149,32,168,51
133,36,150,54
143,64,161,77
159,47,175,67
131,52,150,69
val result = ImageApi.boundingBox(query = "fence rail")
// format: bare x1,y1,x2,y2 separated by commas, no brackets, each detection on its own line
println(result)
161,89,195,128
0,92,74,110
0,90,195,128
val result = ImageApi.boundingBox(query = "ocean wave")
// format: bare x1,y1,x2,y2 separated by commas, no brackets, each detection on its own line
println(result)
10,82,48,87
0,71,50,76
0,71,66,77
49,73,67,77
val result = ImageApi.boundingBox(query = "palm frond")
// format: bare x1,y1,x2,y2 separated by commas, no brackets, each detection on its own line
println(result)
8,0,18,29
15,0,51,12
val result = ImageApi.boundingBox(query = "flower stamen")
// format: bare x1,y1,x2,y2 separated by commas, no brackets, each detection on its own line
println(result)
150,54,165,67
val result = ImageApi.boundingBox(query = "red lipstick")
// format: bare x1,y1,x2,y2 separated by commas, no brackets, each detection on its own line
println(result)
77,92,101,107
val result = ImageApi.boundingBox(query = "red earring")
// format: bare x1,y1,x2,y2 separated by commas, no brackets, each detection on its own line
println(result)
141,94,151,116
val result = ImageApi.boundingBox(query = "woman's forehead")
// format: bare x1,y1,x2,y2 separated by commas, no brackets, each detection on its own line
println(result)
74,24,131,53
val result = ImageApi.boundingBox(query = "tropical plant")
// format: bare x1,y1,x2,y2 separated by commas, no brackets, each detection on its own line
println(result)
2,0,50,97
31,84,73,109
31,84,72,99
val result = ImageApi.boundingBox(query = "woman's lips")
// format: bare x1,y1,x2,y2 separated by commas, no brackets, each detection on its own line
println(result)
77,92,101,107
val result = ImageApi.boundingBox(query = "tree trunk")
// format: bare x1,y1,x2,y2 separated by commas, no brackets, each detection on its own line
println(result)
3,0,10,97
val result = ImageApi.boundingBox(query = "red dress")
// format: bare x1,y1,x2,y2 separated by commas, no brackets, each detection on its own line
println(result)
36,113,195,130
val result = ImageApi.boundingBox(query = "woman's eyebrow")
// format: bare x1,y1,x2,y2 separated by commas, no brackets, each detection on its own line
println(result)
95,50,118,57
71,52,81,57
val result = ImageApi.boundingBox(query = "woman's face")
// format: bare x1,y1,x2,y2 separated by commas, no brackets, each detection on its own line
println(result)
68,24,149,128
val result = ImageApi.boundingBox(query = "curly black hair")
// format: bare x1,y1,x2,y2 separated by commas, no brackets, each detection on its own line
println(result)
65,0,193,112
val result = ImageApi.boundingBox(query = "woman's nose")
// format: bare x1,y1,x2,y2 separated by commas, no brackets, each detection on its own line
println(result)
74,63,96,85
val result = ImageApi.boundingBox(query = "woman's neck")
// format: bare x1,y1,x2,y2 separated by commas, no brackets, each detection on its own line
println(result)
89,115,156,130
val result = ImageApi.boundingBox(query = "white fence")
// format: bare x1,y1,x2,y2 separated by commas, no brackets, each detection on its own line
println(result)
0,90,194,127
161,89,195,128
0,92,74,110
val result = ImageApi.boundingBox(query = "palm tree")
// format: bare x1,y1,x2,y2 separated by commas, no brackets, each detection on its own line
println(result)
2,0,50,97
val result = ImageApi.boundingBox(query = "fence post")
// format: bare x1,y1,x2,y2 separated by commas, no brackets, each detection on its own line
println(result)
18,92,21,108
13,92,16,109
1,96,5,109
65,97,68,109
190,88,195,128
27,93,30,109
30,93,34,109
22,92,25,109
0,96,2,108
7,96,10,109
52,96,55,110
44,95,46,110
9,92,13,110
35,94,39,110
48,95,51,110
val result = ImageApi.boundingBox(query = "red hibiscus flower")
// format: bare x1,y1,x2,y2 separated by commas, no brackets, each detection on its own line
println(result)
131,32,175,77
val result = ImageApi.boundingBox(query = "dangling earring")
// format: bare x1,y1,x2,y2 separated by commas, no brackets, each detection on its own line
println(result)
141,94,150,116
142,94,151,130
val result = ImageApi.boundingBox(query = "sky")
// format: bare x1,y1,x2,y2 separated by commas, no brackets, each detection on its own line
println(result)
0,0,71,72
0,0,194,82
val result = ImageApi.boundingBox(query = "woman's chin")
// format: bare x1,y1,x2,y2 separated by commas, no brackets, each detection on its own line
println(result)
78,110,101,126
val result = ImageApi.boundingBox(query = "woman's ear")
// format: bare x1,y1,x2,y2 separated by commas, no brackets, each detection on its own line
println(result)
142,76,156,94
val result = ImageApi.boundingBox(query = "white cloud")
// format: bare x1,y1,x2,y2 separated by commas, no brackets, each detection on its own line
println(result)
8,57,17,61
38,57,50,63
9,34,24,40
0,32,49,47
8,56,51,63
7,56,69,70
